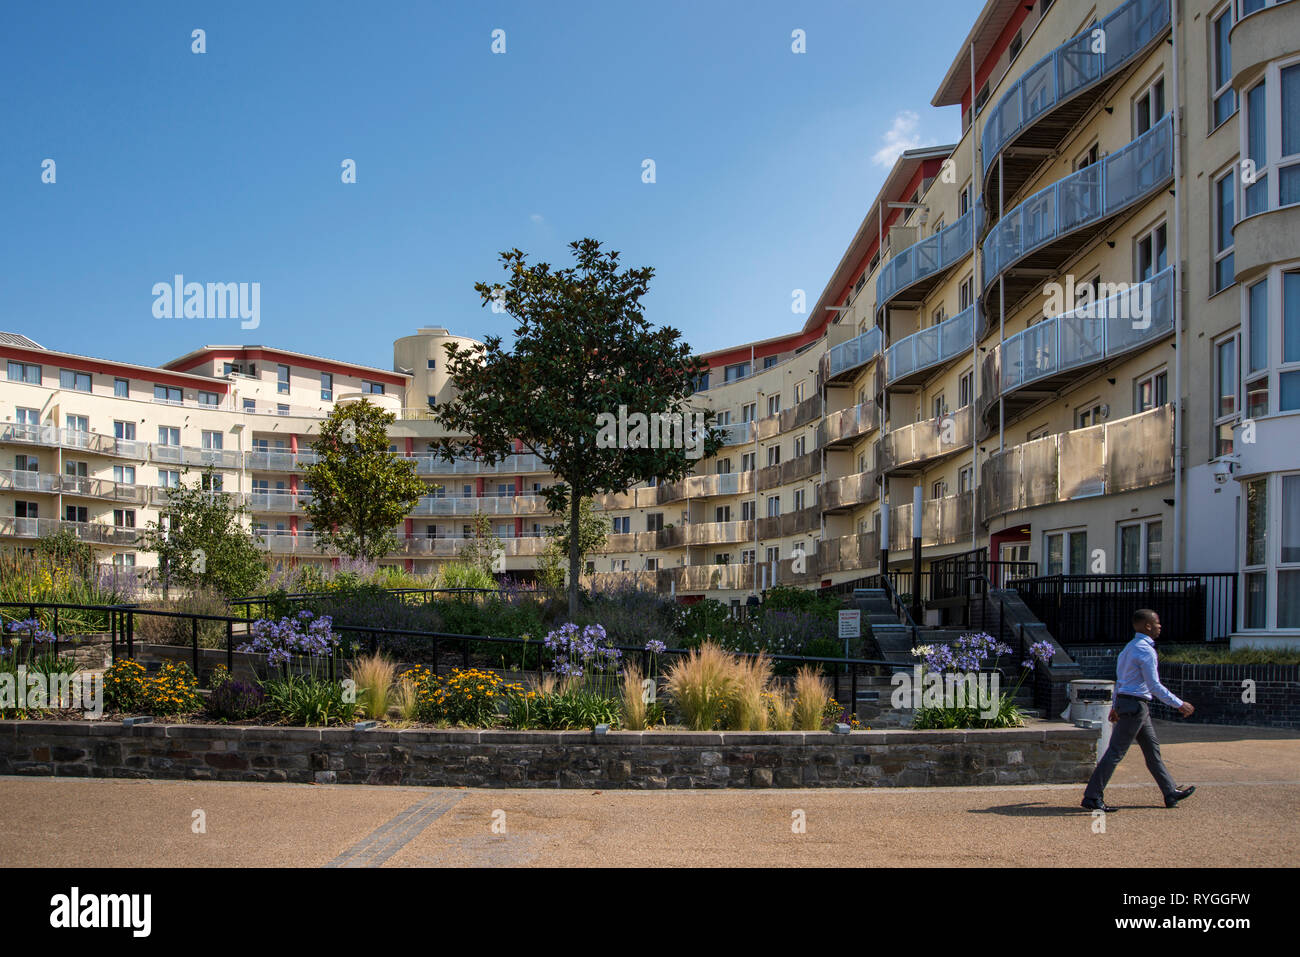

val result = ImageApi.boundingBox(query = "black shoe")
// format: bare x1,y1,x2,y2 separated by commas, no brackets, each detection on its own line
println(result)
1165,785,1195,808
1081,798,1120,813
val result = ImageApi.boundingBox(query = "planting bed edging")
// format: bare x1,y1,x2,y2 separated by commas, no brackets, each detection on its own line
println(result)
0,721,1097,789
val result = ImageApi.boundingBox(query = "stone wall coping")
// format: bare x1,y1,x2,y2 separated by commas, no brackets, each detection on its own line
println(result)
0,719,1096,745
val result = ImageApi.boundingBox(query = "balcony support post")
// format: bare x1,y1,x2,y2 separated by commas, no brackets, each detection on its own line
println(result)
910,486,923,624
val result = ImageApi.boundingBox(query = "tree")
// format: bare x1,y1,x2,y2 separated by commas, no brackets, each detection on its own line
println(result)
135,468,265,598
540,497,609,591
457,512,504,581
435,238,722,616
301,400,427,561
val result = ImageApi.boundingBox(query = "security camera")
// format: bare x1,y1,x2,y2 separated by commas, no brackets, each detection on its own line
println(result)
1212,457,1238,485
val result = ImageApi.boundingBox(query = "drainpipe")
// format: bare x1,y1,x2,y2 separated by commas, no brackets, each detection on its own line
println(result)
999,154,1006,454
970,38,981,553
1170,0,1185,573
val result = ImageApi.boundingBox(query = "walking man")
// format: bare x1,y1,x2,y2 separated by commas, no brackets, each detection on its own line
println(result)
1081,609,1196,812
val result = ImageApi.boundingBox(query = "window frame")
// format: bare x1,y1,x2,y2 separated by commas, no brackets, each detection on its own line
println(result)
1210,3,1238,132
1213,165,1238,294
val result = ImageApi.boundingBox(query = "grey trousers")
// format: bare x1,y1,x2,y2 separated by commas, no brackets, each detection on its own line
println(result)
1084,696,1178,801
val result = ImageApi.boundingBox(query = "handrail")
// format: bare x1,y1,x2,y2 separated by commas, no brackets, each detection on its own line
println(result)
876,208,980,309
885,305,977,386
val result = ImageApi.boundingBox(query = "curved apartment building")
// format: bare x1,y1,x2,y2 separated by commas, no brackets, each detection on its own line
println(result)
2,0,1297,642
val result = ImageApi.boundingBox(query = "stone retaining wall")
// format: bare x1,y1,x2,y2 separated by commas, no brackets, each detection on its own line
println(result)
0,721,1098,789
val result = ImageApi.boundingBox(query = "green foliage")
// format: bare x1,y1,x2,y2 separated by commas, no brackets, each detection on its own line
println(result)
34,528,94,577
1159,644,1300,665
505,686,622,730
456,513,504,579
436,560,498,591
135,468,266,598
301,400,426,560
434,238,723,615
911,693,1026,729
132,590,230,648
763,585,841,620
261,674,357,726
542,498,609,588
102,659,203,716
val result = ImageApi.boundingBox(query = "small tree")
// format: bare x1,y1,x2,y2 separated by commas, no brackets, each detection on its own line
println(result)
136,468,265,599
436,239,721,616
35,528,95,577
301,400,426,561
540,497,608,591
457,512,504,581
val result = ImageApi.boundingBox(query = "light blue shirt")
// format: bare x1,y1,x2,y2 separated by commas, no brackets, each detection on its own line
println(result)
1113,633,1182,709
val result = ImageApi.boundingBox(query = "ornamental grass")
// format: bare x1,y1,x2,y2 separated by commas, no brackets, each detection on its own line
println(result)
349,652,396,720
662,641,739,731
792,665,831,731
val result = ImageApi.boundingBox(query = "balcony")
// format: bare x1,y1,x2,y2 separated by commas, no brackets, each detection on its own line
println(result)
981,114,1174,328
182,447,242,469
0,517,139,546
675,520,755,548
255,532,322,554
756,451,819,491
409,494,549,517
817,531,881,576
819,326,883,386
656,471,754,504
977,265,1175,429
755,505,820,539
876,209,979,313
59,476,150,505
754,395,823,440
672,563,755,592
591,486,662,510
980,0,1171,211
407,453,548,476
605,531,662,552
816,401,878,449
245,450,319,471
0,469,59,494
885,306,977,389
247,490,303,512
716,421,753,446
889,490,974,551
819,470,880,513
399,535,548,558
880,406,973,475
980,404,1174,523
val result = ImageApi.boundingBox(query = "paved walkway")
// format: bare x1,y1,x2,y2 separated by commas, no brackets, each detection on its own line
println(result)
2,722,1296,867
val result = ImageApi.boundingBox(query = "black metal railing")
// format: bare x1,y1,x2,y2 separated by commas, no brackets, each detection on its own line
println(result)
1012,573,1237,645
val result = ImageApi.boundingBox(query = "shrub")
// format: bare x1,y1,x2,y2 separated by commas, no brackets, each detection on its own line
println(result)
103,659,149,713
437,561,497,591
261,675,356,726
504,681,620,730
663,642,739,731
103,659,202,715
132,590,230,649
792,666,830,731
408,667,520,727
350,652,396,720
208,679,265,721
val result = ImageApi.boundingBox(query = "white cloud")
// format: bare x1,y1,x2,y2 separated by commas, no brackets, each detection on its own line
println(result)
872,110,934,168
529,213,544,225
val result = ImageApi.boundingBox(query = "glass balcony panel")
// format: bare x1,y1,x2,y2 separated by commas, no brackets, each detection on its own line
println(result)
1020,321,1058,386
1059,312,1106,372
1105,404,1175,491
1020,55,1056,125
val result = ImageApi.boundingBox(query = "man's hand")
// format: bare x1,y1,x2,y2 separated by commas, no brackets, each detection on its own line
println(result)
1108,708,1118,723
1178,702,1194,717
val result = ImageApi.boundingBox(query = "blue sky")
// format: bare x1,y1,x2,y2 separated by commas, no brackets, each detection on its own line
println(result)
1,0,971,370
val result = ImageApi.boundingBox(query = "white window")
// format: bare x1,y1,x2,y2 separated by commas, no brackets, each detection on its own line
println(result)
958,465,974,494
1075,401,1104,428
793,488,806,511
766,495,780,518
1214,166,1236,293
741,501,755,522
931,479,947,499
198,390,219,406
277,364,291,394
1136,222,1168,281
64,505,87,523
1134,75,1166,136
959,275,974,312
60,370,91,392
1044,528,1088,575
320,373,333,400
114,420,135,441
1134,368,1168,413
153,384,182,404
157,426,180,446
158,469,181,488
714,505,731,523
741,452,755,471
202,430,223,450
114,378,129,398
794,381,805,404
716,457,731,475
1240,58,1300,216
645,557,659,571
741,549,755,565
1216,332,1241,457
724,362,750,383
1119,519,1163,574
766,445,781,467
113,509,136,529
766,394,781,417
112,553,136,568
7,361,41,384
741,402,756,422
959,370,974,409
765,546,780,564
66,415,88,432
1211,4,1236,129
113,465,135,485
363,381,385,395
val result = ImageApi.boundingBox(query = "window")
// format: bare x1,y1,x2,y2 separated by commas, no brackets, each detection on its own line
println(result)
114,378,129,398
611,559,630,573
767,495,780,518
1075,142,1100,170
1245,80,1269,215
793,435,806,458
363,381,385,395
1007,29,1022,63
277,404,290,416
1283,63,1300,206
6,361,41,384
243,398,256,413
932,394,946,419
198,390,219,406
715,410,732,426
959,182,971,217
741,549,755,565
201,430,223,450
765,546,780,565
716,457,731,475
1244,477,1268,628
645,557,659,571
113,466,135,485
277,364,291,394
766,395,781,416
158,470,180,489
157,426,180,446
15,502,38,519
112,553,136,569
1045,529,1088,574
766,445,781,467
741,402,756,422
66,415,88,432
932,480,948,499
426,395,437,410
15,455,37,472
426,358,437,370
1136,223,1168,280
1134,368,1168,413
763,356,779,369
973,81,990,116
724,362,750,382
64,460,87,477
794,381,805,404
60,370,91,392
741,501,755,522
1281,473,1300,627
1076,402,1104,428
1119,519,1163,574
1214,168,1236,293
153,384,182,404
1134,75,1166,136
113,509,136,529
114,421,135,441
320,373,333,401
959,370,974,409
1211,4,1236,128
958,465,974,494
65,505,88,523
793,488,806,511
715,505,731,523
612,516,630,534
932,305,947,326
647,512,663,532
1284,271,1300,411
959,275,974,312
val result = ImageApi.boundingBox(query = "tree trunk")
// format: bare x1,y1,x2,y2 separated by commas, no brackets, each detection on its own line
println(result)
568,491,581,619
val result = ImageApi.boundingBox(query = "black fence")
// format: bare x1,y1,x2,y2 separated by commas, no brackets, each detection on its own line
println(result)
227,587,542,621
1012,574,1237,645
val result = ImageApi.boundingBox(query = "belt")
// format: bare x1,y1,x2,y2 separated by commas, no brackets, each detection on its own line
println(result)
1117,693,1151,701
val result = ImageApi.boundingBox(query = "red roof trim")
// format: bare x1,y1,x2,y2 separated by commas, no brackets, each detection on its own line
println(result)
168,347,409,387
0,346,229,393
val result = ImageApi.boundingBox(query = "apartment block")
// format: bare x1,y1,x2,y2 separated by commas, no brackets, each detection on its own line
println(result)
2,0,1297,642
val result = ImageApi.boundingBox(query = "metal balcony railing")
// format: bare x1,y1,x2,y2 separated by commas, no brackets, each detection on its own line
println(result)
885,305,977,387
819,470,880,512
881,405,973,473
981,0,1171,177
876,208,979,309
656,471,754,504
59,476,150,505
405,452,547,475
983,114,1174,290
0,469,60,493
889,490,974,550
0,517,140,546
408,494,549,516
716,421,753,446
980,404,1174,522
816,401,878,448
822,326,883,383
980,265,1175,422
